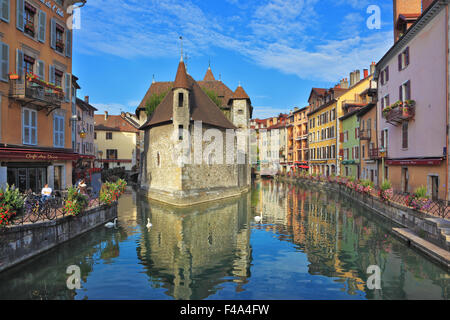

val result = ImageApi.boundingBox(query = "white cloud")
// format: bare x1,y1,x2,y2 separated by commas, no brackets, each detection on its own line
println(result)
77,0,393,83
92,102,133,115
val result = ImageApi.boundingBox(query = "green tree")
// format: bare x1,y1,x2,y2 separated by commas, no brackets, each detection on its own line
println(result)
202,88,222,107
145,91,169,117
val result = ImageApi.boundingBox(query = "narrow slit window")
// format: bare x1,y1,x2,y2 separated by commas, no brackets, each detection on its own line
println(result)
178,92,184,107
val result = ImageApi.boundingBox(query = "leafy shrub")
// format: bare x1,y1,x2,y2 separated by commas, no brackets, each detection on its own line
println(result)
100,180,127,206
381,180,392,191
414,186,428,199
0,184,24,227
64,186,88,217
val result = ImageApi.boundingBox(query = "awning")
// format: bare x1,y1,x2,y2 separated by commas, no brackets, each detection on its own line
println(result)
0,147,79,161
299,165,309,169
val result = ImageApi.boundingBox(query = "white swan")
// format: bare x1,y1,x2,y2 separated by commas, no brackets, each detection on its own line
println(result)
105,218,118,228
146,218,153,228
254,214,262,223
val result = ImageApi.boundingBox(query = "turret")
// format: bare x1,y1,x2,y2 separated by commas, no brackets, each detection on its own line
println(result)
229,83,251,129
173,56,191,141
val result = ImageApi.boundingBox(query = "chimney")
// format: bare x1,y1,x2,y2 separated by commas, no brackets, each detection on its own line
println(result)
370,62,376,75
104,111,108,120
349,72,355,87
422,0,434,12
344,78,349,89
393,0,422,42
355,70,361,83
84,96,89,104
363,69,369,79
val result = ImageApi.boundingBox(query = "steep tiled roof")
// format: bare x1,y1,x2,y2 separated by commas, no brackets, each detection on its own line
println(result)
94,115,139,133
76,98,98,112
203,67,216,81
230,85,250,102
140,67,236,130
173,58,189,90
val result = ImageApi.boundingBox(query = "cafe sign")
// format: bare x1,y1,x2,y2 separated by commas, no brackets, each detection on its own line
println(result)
0,148,78,161
39,0,65,18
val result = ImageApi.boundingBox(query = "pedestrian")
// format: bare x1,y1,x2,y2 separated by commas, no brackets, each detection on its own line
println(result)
41,184,52,202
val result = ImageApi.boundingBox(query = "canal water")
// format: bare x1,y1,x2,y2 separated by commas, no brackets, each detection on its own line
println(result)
0,180,449,300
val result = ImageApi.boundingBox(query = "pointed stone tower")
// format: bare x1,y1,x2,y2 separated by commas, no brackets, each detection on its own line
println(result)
229,84,251,129
173,56,191,142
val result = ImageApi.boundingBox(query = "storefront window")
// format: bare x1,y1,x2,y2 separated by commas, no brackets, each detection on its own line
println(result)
7,166,47,193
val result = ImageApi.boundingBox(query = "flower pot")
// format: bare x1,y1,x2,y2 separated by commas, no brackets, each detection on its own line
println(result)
9,74,19,80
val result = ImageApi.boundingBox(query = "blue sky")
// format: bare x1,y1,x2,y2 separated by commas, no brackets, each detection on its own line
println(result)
72,0,394,119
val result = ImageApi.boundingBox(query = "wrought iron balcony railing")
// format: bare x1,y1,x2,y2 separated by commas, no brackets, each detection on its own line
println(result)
9,79,64,112
383,102,415,126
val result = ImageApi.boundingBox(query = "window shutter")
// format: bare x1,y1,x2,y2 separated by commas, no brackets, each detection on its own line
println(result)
38,10,46,43
386,95,390,107
1,0,10,22
16,0,23,31
0,42,8,81
60,117,64,147
402,122,408,148
405,47,410,66
50,18,56,49
65,29,72,57
399,85,403,102
16,49,24,84
386,66,389,82
381,130,385,149
65,73,71,102
49,65,55,84
53,116,58,146
381,71,384,85
406,80,411,100
398,53,402,71
37,60,45,80
381,97,385,109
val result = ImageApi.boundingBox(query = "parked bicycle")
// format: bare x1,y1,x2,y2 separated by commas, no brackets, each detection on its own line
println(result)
24,193,60,222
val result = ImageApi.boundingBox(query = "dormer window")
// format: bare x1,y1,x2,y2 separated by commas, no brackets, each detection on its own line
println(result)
178,92,184,107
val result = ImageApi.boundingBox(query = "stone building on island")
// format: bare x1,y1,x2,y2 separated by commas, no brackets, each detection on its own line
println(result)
138,57,252,206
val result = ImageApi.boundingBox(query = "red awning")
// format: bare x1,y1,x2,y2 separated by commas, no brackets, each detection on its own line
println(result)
0,147,79,161
299,165,309,169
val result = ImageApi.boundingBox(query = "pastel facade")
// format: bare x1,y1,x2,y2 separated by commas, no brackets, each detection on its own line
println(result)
0,0,85,192
376,0,449,200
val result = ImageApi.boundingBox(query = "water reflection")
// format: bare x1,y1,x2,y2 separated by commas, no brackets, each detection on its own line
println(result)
136,194,252,300
0,182,448,300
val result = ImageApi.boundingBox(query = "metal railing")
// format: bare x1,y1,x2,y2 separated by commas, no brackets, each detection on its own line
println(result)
4,191,102,227
9,79,64,107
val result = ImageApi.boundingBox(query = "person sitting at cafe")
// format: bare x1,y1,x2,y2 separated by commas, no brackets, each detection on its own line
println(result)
41,184,52,202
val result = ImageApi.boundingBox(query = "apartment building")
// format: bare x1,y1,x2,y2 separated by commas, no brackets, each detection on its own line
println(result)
0,0,85,192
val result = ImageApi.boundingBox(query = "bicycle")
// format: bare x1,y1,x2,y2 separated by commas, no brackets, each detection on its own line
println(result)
25,194,58,223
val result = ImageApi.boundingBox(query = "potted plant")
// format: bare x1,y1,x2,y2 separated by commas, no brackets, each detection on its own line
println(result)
379,180,393,202
8,72,19,80
0,184,24,227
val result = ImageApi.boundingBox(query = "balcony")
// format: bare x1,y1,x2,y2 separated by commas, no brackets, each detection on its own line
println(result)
9,76,63,113
383,101,415,126
359,129,371,140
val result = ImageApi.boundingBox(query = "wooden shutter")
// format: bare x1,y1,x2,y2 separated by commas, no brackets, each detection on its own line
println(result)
405,47,410,66
65,29,72,57
50,18,56,49
385,66,389,82
381,130,385,149
59,117,64,147
65,73,71,102
399,85,403,101
402,122,408,148
37,60,45,80
53,116,58,147
0,42,8,82
16,0,23,31
1,0,10,22
49,65,55,84
406,80,411,100
398,53,402,71
340,132,344,143
16,49,24,84
38,10,46,43
381,97,385,109
386,95,390,107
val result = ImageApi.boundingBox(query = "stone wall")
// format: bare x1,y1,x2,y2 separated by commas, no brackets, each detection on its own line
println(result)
279,176,450,252
0,204,118,273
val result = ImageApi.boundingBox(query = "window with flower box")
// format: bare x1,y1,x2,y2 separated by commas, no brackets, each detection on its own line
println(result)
55,24,65,54
24,2,36,38
24,54,34,74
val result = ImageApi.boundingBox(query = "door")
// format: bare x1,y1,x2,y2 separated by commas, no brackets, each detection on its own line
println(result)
54,166,62,191
402,168,408,193
370,170,374,183
431,176,439,201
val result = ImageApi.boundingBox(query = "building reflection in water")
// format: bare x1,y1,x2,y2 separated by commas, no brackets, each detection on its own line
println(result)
254,179,449,299
136,193,252,300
